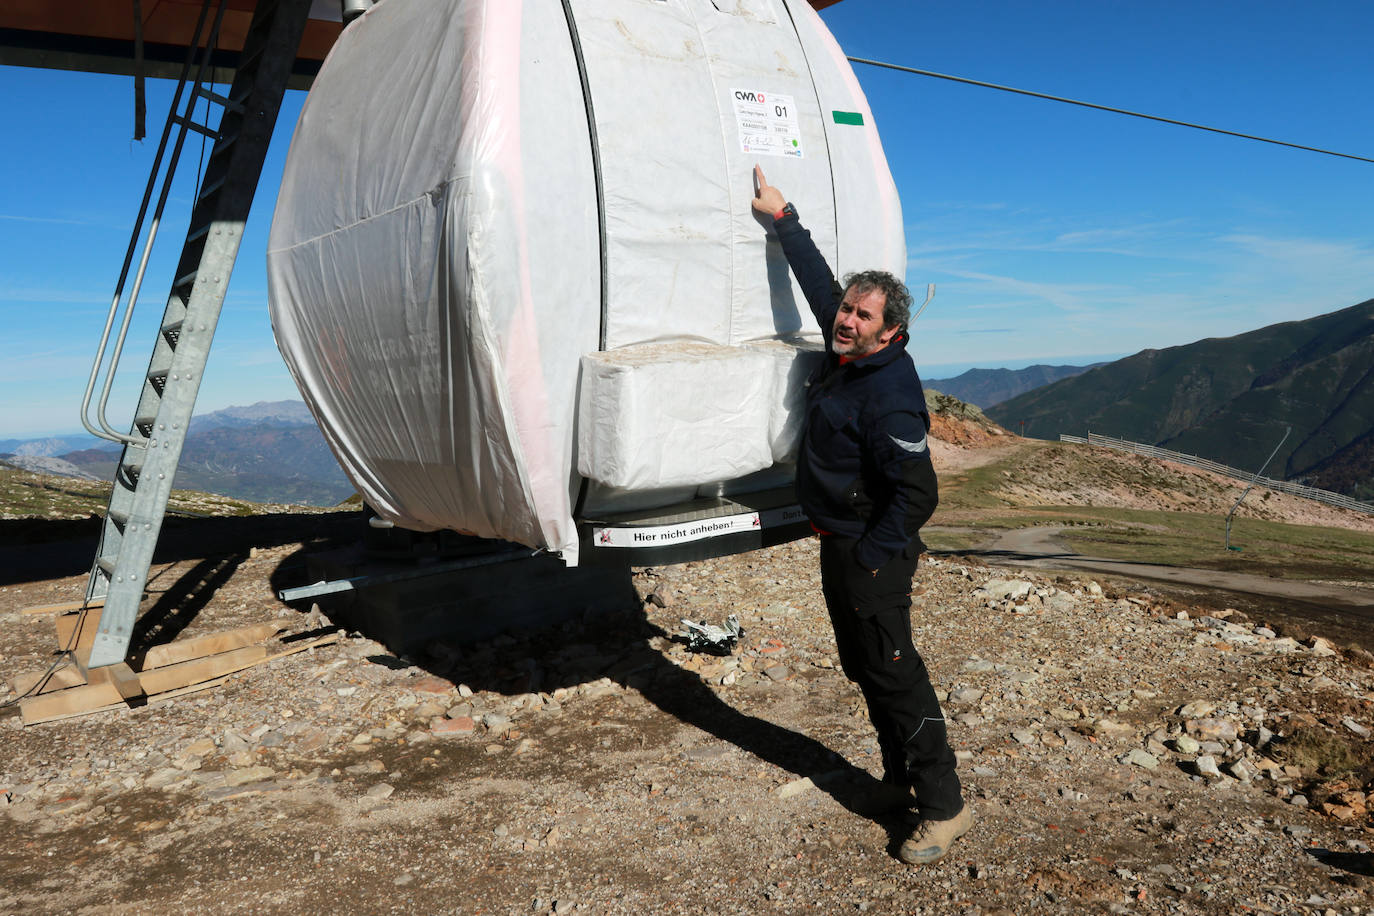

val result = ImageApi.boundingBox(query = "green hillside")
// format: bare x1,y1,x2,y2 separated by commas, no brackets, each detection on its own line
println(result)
987,299,1374,498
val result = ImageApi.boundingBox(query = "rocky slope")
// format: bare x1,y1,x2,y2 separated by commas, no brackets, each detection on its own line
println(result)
0,454,103,480
925,389,1015,449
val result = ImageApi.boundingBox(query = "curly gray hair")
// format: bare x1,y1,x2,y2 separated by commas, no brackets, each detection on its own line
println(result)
841,270,913,333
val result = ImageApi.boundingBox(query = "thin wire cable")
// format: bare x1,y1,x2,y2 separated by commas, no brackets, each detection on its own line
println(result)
0,651,76,710
0,610,86,710
847,56,1374,165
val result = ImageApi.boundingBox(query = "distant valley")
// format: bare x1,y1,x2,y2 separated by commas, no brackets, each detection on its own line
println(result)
0,401,354,507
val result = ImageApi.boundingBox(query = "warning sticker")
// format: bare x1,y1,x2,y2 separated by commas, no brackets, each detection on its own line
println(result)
591,504,806,549
731,88,803,159
758,504,808,529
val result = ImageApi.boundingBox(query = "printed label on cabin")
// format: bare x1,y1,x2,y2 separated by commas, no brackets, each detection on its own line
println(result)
591,504,805,548
731,89,803,158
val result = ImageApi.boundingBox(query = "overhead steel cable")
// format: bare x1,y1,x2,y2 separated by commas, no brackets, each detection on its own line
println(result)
847,56,1374,165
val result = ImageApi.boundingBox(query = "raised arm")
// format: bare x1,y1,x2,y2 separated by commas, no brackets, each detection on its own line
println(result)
752,165,843,335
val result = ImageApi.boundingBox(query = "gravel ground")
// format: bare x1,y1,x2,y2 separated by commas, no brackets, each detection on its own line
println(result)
2,531,1372,915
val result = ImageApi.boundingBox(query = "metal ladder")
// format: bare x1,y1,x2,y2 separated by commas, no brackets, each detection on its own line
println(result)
79,0,315,669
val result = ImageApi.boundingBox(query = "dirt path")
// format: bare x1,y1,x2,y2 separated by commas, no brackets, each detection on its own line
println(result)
970,526,1374,651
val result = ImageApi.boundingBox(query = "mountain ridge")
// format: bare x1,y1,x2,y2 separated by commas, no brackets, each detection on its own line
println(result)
925,363,1104,408
987,298,1374,500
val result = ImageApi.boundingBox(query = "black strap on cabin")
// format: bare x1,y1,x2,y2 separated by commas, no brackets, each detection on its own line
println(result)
558,0,609,353
778,0,840,261
560,1,610,525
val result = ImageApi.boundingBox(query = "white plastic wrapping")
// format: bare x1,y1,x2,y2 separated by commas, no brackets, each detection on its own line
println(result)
267,0,903,564
741,338,828,463
577,344,774,491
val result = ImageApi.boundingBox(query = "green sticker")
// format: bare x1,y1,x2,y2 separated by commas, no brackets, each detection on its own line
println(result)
832,110,864,126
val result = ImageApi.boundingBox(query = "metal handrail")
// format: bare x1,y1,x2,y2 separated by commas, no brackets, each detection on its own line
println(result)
79,0,228,445
1226,427,1290,549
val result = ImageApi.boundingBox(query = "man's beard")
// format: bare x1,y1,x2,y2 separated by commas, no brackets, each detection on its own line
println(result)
832,329,885,357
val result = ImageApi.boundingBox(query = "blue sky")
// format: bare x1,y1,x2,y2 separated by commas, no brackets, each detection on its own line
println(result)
3,0,1372,438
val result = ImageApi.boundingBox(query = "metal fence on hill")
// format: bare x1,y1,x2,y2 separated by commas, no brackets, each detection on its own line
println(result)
1058,432,1374,516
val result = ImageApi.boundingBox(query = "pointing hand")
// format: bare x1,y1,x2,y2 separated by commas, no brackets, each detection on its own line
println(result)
752,164,786,215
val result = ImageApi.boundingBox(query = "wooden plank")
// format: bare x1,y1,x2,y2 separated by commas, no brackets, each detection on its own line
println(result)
259,632,340,664
55,607,103,652
137,632,340,697
22,597,105,616
20,681,129,726
141,623,286,669
10,665,86,697
19,633,341,726
143,676,230,709
22,699,126,725
88,662,145,701
21,675,233,727
134,645,271,696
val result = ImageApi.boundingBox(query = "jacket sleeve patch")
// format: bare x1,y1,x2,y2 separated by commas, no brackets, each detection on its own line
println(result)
888,432,928,455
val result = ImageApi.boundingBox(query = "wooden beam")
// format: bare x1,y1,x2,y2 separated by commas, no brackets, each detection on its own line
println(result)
136,632,338,696
88,662,144,701
55,607,103,652
18,633,341,726
20,680,130,726
260,632,340,664
32,676,232,725
141,623,286,669
10,664,85,697
22,597,105,616
134,645,271,696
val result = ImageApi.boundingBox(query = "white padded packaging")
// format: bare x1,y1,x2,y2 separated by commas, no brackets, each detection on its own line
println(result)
577,344,774,491
741,339,828,463
267,0,904,565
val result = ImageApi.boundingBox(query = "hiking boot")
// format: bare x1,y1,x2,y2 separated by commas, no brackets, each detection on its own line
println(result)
898,803,973,865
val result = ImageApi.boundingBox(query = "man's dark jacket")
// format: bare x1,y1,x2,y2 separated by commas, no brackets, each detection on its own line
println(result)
775,207,938,572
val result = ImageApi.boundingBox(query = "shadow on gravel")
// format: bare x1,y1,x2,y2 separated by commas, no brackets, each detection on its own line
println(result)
264,529,915,854
361,598,911,850
1307,848,1374,878
621,617,916,848
7,510,914,854
0,510,356,587
934,546,1079,564
126,554,246,664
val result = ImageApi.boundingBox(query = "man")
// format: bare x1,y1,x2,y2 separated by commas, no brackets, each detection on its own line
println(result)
751,165,970,865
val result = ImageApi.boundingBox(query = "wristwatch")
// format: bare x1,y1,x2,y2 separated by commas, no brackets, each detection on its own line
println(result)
773,202,797,222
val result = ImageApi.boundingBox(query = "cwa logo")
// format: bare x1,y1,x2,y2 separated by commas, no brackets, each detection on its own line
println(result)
734,90,765,103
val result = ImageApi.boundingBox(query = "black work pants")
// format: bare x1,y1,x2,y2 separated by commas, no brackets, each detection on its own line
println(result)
819,535,962,821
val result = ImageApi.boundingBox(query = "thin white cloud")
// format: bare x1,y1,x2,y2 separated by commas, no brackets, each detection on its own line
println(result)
921,200,1010,212
0,213,91,226
907,260,1125,315
222,347,291,368
1050,219,1192,249
909,216,1201,262
0,287,107,306
1220,233,1374,284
